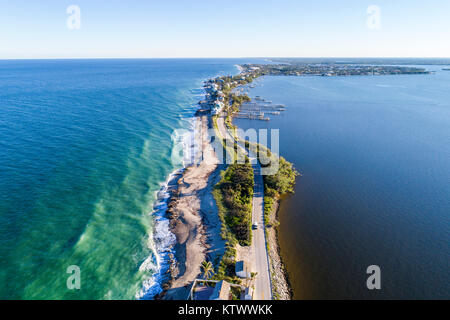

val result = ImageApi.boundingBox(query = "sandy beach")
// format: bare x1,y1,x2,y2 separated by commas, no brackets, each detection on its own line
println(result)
162,112,225,300
159,75,293,300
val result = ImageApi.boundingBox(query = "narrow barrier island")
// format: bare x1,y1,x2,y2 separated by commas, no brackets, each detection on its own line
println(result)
205,65,301,300
163,62,430,300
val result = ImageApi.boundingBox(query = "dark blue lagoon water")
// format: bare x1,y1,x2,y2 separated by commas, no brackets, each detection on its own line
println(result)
0,59,248,299
235,66,450,299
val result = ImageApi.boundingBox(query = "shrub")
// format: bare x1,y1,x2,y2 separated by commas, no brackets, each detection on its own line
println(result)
215,163,254,246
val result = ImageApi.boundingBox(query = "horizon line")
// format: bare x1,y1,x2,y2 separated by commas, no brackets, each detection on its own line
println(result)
1,56,450,61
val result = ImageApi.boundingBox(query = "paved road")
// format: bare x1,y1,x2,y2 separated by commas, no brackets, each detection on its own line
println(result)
216,115,272,300
216,116,234,142
250,163,272,300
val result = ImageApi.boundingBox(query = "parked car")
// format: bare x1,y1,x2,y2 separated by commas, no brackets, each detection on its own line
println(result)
252,222,258,230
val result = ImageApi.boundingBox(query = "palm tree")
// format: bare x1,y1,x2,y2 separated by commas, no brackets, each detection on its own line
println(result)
201,261,214,280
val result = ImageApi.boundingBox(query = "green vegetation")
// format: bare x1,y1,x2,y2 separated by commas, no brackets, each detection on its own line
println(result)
230,286,242,300
201,261,215,280
210,73,255,127
241,63,431,76
213,116,247,165
264,156,298,195
242,139,277,169
212,240,241,284
212,161,254,283
225,93,251,128
262,156,298,300
212,74,256,93
216,163,254,246
230,93,251,113
210,71,299,298
263,156,298,225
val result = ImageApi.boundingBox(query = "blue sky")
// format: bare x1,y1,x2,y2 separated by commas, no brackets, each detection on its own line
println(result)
1,0,449,58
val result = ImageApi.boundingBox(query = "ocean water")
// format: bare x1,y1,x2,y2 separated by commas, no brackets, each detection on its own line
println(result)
235,66,450,299
0,59,245,300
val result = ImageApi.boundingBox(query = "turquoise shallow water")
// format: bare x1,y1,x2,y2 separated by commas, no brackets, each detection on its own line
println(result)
234,65,450,299
2,59,448,300
0,59,246,299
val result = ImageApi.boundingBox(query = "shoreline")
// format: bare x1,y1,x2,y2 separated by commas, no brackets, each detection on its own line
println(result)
265,198,293,300
158,110,225,300
137,116,203,299
155,66,293,300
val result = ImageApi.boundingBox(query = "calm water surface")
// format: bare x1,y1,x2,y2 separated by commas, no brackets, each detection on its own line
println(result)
235,66,450,299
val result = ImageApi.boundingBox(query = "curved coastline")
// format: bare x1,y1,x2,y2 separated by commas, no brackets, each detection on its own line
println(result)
159,110,225,300
150,65,293,300
137,113,202,299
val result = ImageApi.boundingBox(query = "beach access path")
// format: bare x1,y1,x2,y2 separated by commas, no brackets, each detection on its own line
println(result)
216,115,272,300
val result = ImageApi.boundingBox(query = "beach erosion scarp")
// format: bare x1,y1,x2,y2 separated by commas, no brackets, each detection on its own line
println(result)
157,110,225,300
136,114,207,299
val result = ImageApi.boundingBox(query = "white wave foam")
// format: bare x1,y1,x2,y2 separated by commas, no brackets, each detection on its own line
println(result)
136,111,201,300
135,171,179,299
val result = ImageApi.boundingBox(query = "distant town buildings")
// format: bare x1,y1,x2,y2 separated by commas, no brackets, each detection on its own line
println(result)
201,63,428,119
240,63,430,77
